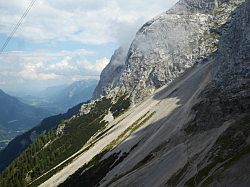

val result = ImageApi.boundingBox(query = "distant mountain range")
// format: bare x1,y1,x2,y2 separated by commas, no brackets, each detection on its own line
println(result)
0,89,51,150
0,79,97,168
19,79,98,113
1,0,249,187
0,102,83,172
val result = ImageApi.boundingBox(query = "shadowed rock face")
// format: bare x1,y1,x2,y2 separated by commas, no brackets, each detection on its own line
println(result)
1,1,248,186
187,0,250,133
29,1,249,187
92,47,127,100
94,0,243,103
70,1,248,187
104,1,250,186
56,2,249,187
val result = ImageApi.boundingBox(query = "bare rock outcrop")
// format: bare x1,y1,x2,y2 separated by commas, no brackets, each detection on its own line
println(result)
94,0,243,103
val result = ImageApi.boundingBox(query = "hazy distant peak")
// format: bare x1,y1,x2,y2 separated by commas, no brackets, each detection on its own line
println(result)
0,89,5,94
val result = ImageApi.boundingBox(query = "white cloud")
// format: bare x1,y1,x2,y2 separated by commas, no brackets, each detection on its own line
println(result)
0,49,94,58
0,81,6,85
0,0,180,91
95,57,110,72
0,0,179,45
20,62,59,80
0,50,109,82
49,56,75,70
77,57,110,73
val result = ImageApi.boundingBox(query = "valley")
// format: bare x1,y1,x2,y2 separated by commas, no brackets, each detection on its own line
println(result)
0,0,249,186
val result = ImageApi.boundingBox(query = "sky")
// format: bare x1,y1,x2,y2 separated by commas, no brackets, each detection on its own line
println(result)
0,0,178,94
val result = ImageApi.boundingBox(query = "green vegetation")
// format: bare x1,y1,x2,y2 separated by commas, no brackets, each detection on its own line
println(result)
107,140,168,186
59,111,155,187
94,124,116,141
0,95,152,187
0,102,83,173
167,163,190,186
129,140,168,172
110,94,131,118
105,111,155,151
0,97,112,187
0,95,134,187
0,131,56,187
60,149,129,187
27,142,95,187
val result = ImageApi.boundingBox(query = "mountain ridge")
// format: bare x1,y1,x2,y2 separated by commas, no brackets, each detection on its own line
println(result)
20,79,98,113
93,0,243,103
0,102,84,172
38,0,248,186
0,89,51,150
0,0,248,186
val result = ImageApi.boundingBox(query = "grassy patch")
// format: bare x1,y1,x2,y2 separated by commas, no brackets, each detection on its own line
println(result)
107,140,168,186
104,111,155,151
0,97,113,187
59,111,155,187
110,94,131,118
59,150,129,187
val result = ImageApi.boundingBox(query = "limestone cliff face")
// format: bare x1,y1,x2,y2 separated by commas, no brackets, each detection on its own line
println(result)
92,47,126,100
181,1,250,185
214,0,250,86
169,0,232,14
100,1,250,186
185,0,250,133
29,1,249,186
1,1,249,187
94,0,243,102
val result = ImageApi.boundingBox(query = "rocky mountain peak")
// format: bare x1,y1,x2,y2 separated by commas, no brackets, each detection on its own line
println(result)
0,1,248,186
0,89,8,97
94,0,243,103
168,0,224,14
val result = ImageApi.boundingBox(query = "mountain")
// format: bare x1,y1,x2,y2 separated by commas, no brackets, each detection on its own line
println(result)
20,80,98,113
0,102,84,172
0,0,249,186
0,80,97,172
51,80,98,111
60,1,249,186
93,0,228,102
0,89,51,150
93,47,127,100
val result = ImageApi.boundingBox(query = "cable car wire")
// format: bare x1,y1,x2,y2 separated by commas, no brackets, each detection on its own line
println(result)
0,0,37,54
